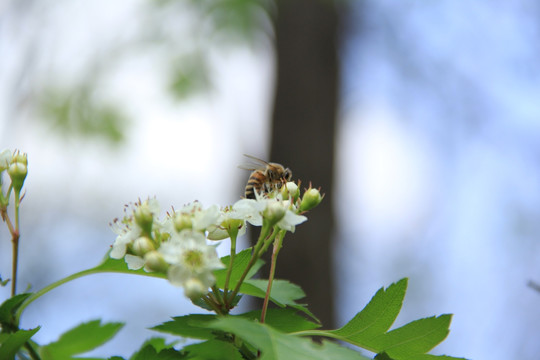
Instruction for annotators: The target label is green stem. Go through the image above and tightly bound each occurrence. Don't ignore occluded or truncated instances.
[227,223,273,307]
[223,232,237,299]
[258,226,279,258]
[260,230,285,323]
[202,294,223,315]
[11,189,21,296]
[24,341,41,360]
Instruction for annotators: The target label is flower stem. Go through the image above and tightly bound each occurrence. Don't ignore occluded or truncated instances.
[227,223,273,307]
[11,189,21,296]
[260,230,285,323]
[223,233,237,299]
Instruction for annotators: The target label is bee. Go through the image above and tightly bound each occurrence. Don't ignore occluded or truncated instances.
[240,154,293,199]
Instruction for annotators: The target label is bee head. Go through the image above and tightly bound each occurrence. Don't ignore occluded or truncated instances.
[283,168,292,181]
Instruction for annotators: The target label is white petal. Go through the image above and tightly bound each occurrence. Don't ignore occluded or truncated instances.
[125,254,145,270]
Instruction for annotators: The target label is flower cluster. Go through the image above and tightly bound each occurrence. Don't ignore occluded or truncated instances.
[109,182,323,298]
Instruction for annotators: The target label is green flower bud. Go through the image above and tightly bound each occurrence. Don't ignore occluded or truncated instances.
[8,162,27,192]
[173,213,193,232]
[131,236,155,256]
[144,250,169,273]
[299,187,323,212]
[263,201,287,227]
[134,203,154,234]
[12,152,27,166]
[183,277,207,299]
[281,181,300,201]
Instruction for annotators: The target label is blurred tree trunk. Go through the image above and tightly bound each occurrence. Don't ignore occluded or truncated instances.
[267,0,340,328]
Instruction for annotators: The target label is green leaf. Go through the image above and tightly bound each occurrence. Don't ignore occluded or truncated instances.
[40,320,123,359]
[371,315,452,358]
[240,279,316,320]
[0,327,40,359]
[238,308,320,333]
[184,339,243,360]
[130,337,179,360]
[317,278,466,360]
[131,343,187,360]
[329,278,407,343]
[0,293,33,330]
[151,314,218,340]
[243,279,305,306]
[0,329,39,358]
[208,317,368,360]
[151,309,319,343]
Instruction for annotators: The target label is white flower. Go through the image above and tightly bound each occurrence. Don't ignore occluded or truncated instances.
[165,202,221,233]
[207,207,247,240]
[109,198,161,260]
[231,199,265,226]
[110,217,141,259]
[277,208,307,232]
[158,229,224,295]
[231,195,307,232]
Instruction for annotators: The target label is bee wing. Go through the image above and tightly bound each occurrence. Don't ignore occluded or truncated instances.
[238,154,269,171]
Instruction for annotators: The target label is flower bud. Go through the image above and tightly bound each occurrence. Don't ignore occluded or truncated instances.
[131,236,155,256]
[299,187,323,212]
[8,162,27,192]
[134,203,154,234]
[144,250,169,273]
[12,152,28,166]
[280,181,299,200]
[263,201,287,227]
[173,213,193,232]
[183,277,207,299]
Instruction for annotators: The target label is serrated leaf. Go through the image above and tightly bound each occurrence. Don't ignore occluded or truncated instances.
[151,314,218,340]
[243,279,305,306]
[0,327,40,359]
[239,308,320,333]
[184,339,243,360]
[240,278,316,320]
[130,337,178,360]
[214,248,264,290]
[40,320,123,359]
[208,317,369,360]
[329,279,407,342]
[131,343,187,360]
[0,293,33,329]
[371,315,452,358]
